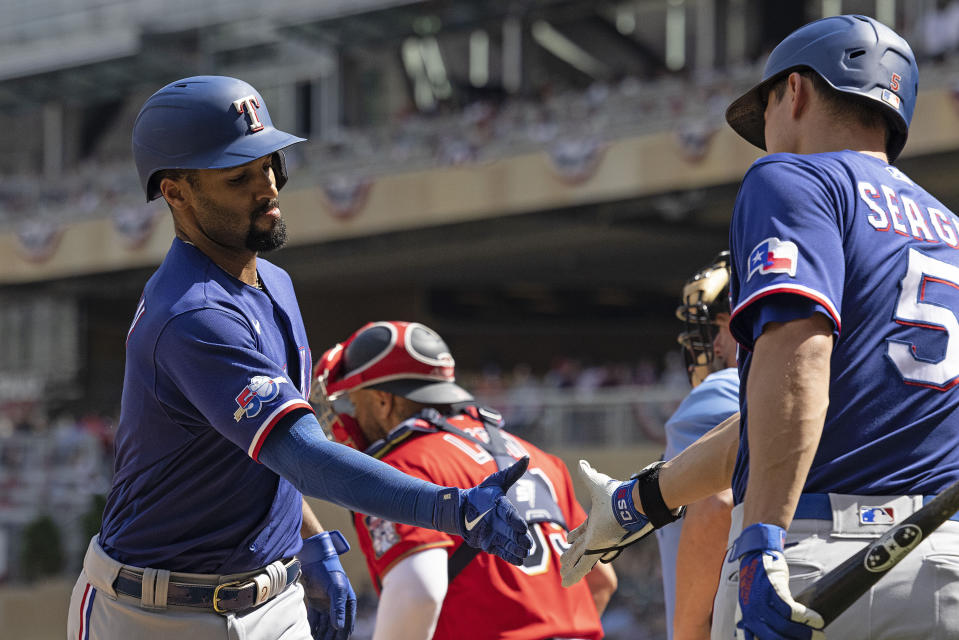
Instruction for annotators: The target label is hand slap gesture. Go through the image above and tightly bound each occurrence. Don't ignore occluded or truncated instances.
[434,456,534,564]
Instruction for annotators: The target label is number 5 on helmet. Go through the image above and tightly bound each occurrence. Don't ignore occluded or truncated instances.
[560,460,684,587]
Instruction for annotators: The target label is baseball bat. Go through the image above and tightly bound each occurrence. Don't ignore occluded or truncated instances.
[794,477,959,626]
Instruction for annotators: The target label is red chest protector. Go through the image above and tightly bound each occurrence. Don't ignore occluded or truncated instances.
[363,405,569,581]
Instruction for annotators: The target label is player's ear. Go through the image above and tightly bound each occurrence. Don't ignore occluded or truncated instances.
[788,71,809,118]
[160,177,190,211]
[371,390,393,421]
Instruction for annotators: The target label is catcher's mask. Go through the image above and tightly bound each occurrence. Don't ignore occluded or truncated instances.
[676,251,731,387]
[310,321,473,448]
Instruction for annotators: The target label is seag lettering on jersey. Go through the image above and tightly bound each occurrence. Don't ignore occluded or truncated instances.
[858,181,959,248]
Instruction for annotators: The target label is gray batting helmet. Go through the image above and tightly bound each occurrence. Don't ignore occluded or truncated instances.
[132,76,305,201]
[726,14,918,162]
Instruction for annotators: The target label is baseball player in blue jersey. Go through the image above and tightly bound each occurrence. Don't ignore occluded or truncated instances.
[561,15,959,640]
[656,253,739,640]
[66,76,532,640]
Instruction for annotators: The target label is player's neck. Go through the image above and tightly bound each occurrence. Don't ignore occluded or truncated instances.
[795,113,888,162]
[176,229,259,287]
[208,249,260,288]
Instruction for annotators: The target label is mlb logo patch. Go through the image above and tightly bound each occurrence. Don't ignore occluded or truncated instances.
[881,89,901,110]
[747,237,798,280]
[860,506,895,525]
[366,516,400,558]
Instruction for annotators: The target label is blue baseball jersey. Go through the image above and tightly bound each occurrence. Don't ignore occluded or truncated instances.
[656,367,739,640]
[729,150,959,503]
[99,238,315,574]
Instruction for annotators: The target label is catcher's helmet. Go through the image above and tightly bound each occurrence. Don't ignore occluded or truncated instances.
[676,251,731,387]
[132,76,305,201]
[726,14,918,162]
[314,321,474,406]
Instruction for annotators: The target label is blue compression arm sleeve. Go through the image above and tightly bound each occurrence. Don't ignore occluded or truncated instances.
[258,412,441,529]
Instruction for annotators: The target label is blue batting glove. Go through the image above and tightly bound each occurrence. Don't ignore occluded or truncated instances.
[299,531,356,640]
[434,456,534,565]
[733,523,824,640]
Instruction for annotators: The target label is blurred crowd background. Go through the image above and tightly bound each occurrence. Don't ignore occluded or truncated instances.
[4,0,959,637]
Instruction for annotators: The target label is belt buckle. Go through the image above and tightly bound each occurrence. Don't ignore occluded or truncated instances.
[212,579,247,613]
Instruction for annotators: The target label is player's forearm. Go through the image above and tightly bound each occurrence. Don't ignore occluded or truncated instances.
[300,497,325,538]
[656,412,740,510]
[672,489,733,640]
[260,414,442,530]
[741,315,833,530]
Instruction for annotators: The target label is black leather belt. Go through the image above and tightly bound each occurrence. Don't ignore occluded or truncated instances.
[113,558,301,613]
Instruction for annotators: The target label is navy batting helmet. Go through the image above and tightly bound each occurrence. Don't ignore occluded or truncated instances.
[132,76,305,201]
[726,14,918,162]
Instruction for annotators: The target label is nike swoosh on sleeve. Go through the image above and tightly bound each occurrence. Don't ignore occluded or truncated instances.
[464,508,493,531]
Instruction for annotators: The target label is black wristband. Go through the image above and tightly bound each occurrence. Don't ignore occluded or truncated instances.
[634,462,684,528]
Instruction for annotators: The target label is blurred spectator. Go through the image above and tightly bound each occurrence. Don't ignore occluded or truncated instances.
[10,404,41,434]
[576,364,610,393]
[660,351,690,391]
[920,0,959,61]
[501,363,543,436]
[634,357,659,386]
[605,363,635,388]
[0,406,113,581]
[544,357,581,389]
[473,362,506,397]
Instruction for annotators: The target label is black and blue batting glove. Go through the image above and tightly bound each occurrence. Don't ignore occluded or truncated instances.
[434,456,534,565]
[299,530,357,640]
[733,523,824,640]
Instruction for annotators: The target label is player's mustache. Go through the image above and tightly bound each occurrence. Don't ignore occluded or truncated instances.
[250,198,280,220]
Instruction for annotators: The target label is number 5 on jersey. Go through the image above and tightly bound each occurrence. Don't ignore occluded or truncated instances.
[888,248,959,389]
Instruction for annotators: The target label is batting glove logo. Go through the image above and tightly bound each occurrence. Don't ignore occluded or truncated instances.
[234,375,286,421]
[615,486,635,523]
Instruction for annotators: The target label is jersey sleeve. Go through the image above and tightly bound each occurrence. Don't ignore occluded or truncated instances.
[154,308,313,459]
[353,452,455,586]
[729,157,845,349]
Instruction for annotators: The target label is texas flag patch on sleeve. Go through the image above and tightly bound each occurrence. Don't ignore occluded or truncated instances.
[747,237,799,280]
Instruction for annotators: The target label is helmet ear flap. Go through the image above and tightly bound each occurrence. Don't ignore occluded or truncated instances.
[272,150,289,192]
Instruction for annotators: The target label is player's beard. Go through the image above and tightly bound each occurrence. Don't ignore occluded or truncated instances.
[246,199,287,252]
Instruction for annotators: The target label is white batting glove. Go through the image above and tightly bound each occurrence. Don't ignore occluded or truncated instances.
[560,460,653,587]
